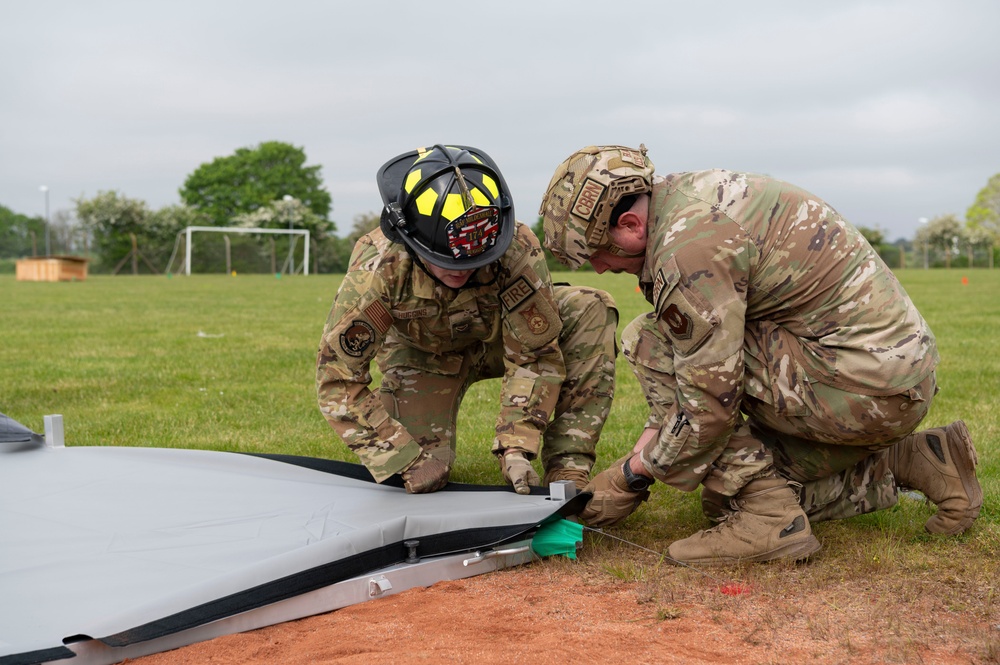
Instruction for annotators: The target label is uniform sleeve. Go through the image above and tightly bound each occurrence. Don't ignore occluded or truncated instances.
[492,226,567,458]
[316,239,421,482]
[639,217,751,490]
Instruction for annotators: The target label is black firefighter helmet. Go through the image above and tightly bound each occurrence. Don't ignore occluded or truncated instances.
[377,144,515,270]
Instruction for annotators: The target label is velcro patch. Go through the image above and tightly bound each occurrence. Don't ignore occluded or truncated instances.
[391,305,439,320]
[657,287,718,356]
[662,303,694,340]
[363,300,393,335]
[619,148,645,167]
[500,276,535,311]
[652,269,667,309]
[572,178,605,221]
[520,303,550,335]
[340,320,376,358]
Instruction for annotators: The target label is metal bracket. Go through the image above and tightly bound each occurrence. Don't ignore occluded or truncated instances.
[368,575,392,598]
[547,479,577,502]
[44,414,64,448]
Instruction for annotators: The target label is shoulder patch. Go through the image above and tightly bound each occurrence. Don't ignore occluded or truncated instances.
[500,276,536,311]
[340,320,376,358]
[662,303,694,340]
[520,303,551,335]
[363,300,393,335]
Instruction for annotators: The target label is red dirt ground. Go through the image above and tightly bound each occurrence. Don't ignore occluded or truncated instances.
[128,561,995,665]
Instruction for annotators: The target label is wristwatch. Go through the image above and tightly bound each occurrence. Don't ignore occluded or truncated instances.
[621,456,652,491]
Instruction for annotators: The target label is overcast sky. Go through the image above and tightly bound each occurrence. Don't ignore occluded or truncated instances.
[3,0,998,241]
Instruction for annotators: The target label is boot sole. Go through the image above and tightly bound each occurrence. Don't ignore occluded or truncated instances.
[669,535,822,566]
[926,420,983,536]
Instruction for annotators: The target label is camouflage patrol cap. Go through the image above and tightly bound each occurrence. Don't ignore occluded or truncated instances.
[539,144,654,269]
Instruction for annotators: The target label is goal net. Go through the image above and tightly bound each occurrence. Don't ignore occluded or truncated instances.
[166,226,311,276]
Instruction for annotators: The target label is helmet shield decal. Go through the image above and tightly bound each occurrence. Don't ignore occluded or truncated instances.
[446,205,501,260]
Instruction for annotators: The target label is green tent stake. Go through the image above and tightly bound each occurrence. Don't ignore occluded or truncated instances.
[530,518,583,560]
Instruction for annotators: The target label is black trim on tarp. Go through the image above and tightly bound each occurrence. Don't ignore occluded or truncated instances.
[246,453,557,495]
[0,645,77,665]
[97,490,586,649]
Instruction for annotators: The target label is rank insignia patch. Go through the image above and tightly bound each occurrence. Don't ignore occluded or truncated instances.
[662,303,694,340]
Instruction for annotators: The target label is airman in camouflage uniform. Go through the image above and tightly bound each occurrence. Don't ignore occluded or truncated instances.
[540,144,982,564]
[317,145,617,494]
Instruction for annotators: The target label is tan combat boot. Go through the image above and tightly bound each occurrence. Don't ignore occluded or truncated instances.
[668,478,821,565]
[889,420,982,535]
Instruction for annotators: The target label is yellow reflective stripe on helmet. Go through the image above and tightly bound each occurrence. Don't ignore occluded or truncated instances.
[404,169,422,193]
[441,193,466,221]
[481,174,499,199]
[415,189,438,216]
[471,187,489,206]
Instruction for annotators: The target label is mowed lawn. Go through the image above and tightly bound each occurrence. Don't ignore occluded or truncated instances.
[2,269,998,650]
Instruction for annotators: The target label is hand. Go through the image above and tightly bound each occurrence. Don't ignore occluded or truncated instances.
[579,456,651,527]
[401,452,450,494]
[500,450,541,495]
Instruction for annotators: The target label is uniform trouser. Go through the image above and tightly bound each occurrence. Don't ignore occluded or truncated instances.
[377,286,617,476]
[623,315,936,521]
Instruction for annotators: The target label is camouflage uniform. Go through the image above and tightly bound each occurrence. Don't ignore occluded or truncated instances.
[316,222,617,483]
[624,170,939,520]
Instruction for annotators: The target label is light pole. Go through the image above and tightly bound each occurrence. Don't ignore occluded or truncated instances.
[39,185,51,256]
[283,194,294,229]
[918,217,929,269]
[282,195,295,274]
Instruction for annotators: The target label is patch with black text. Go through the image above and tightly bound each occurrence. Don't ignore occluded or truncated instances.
[571,178,606,221]
[652,269,667,309]
[500,276,535,311]
[391,305,439,320]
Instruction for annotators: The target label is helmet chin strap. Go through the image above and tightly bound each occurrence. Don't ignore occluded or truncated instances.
[606,242,646,259]
[407,247,500,290]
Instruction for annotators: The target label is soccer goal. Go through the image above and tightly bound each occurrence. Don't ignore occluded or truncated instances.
[166,226,311,276]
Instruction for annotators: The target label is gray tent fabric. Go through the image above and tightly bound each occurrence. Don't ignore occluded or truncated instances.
[0,414,583,665]
[0,412,44,451]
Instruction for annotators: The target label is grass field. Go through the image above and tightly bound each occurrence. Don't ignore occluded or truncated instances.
[2,269,998,658]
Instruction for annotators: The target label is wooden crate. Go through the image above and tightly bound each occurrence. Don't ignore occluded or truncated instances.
[15,256,89,282]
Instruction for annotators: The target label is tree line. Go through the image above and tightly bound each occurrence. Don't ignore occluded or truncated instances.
[0,141,381,275]
[3,145,999,273]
